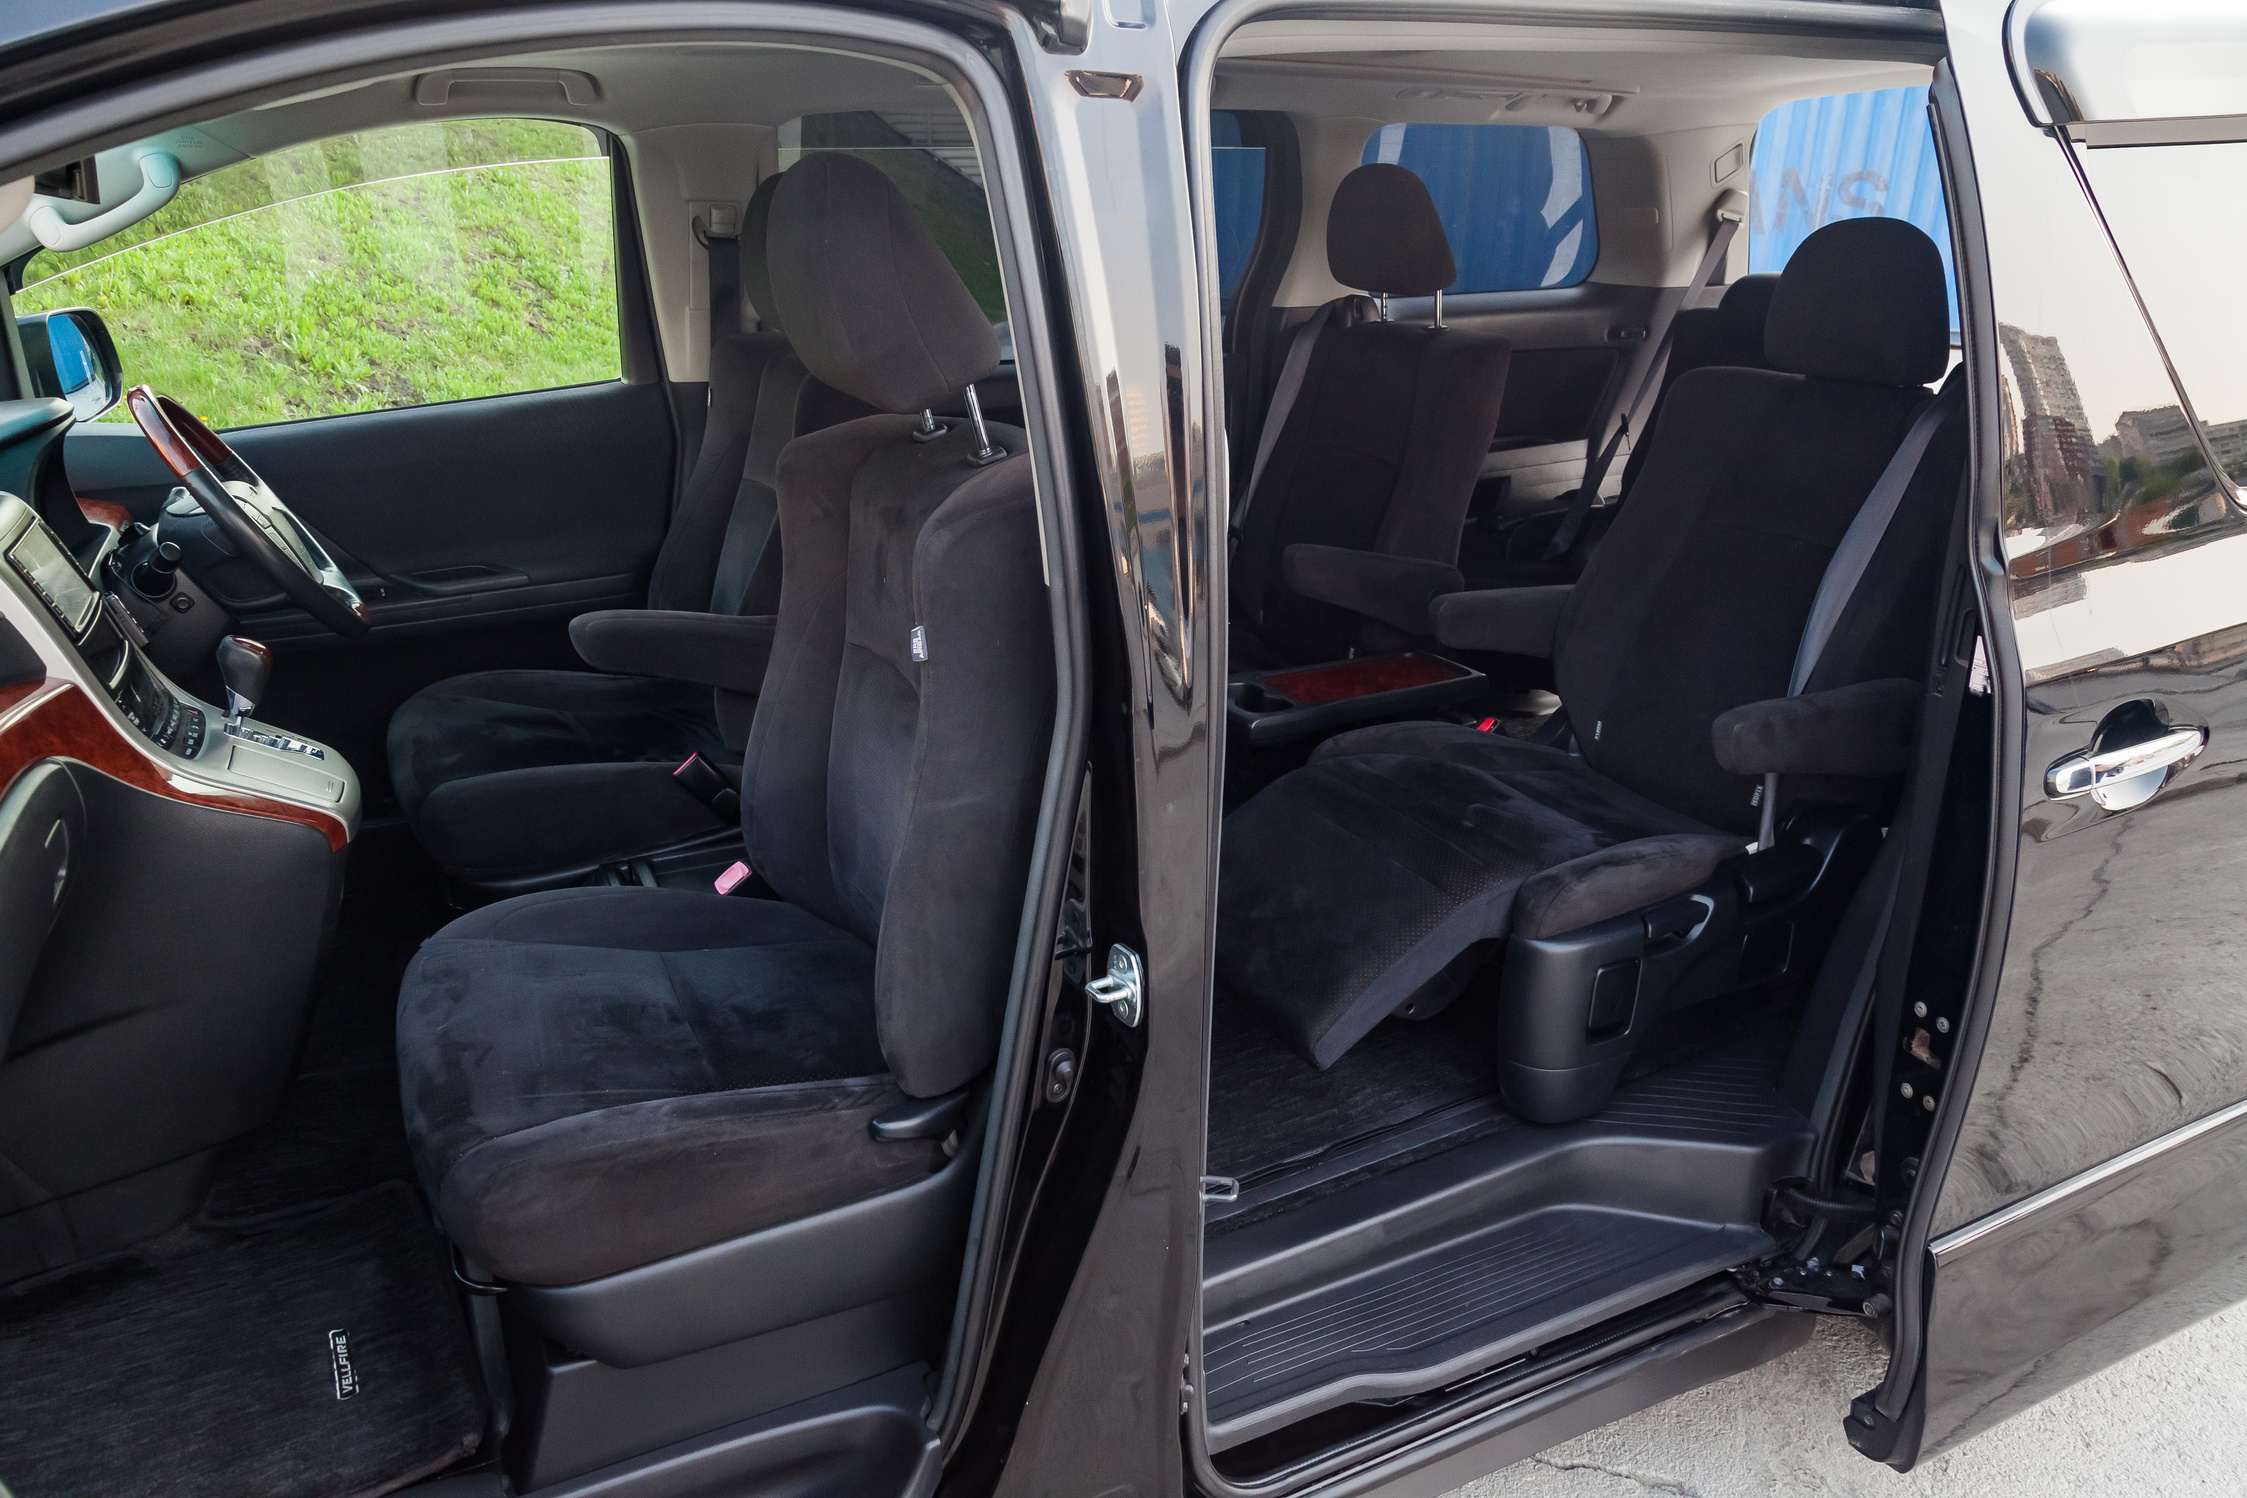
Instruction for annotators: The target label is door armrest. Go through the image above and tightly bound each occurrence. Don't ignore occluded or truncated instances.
[569,609,778,694]
[1430,585,1574,659]
[1281,545,1462,636]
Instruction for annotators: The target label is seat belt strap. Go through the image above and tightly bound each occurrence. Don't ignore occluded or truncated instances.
[705,218,741,347]
[1790,383,1955,695]
[1756,376,1954,847]
[1230,300,1337,554]
[1546,200,1744,561]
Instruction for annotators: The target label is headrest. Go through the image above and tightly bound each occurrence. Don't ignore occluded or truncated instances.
[1764,219,1948,386]
[739,171,786,334]
[1326,164,1456,297]
[1716,273,1780,346]
[767,152,1001,414]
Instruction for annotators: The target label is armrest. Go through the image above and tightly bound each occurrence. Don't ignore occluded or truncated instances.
[1430,585,1573,659]
[1281,545,1462,636]
[569,610,778,695]
[1712,678,1921,777]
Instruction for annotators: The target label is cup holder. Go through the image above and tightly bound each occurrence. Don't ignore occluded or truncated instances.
[1231,682,1295,714]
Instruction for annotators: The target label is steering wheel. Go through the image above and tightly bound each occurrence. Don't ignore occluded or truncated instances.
[124,385,371,637]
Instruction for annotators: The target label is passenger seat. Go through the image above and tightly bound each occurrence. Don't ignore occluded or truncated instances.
[1217,218,1961,1119]
[386,169,870,892]
[1229,164,1511,671]
[1462,273,1780,591]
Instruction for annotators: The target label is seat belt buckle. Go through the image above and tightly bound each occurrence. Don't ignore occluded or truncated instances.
[673,752,741,819]
[714,860,755,896]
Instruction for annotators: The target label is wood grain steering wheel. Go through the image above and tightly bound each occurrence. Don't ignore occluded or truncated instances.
[124,385,371,637]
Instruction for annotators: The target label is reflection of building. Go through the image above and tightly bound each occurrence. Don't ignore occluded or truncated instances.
[1999,325,2104,528]
[2115,406,2199,466]
[2115,404,2247,471]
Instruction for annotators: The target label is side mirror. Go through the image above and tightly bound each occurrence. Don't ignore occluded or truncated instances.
[18,307,122,422]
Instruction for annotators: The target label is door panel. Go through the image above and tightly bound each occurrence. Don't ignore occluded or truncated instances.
[66,378,674,805]
[1899,0,2247,1460]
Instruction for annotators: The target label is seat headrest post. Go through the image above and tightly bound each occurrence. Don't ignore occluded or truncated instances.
[769,152,1003,413]
[1377,292,1391,322]
[1327,163,1457,298]
[1763,218,1949,386]
[963,382,1009,467]
[912,409,950,443]
[1431,289,1444,330]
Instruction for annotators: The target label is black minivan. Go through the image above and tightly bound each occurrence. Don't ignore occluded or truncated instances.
[0,0,2242,1492]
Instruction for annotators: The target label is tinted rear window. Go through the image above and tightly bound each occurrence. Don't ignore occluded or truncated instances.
[1212,110,1267,304]
[1750,86,1956,331]
[1359,123,1598,293]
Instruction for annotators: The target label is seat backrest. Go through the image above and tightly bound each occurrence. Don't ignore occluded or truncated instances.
[1230,164,1511,665]
[1614,273,1780,500]
[646,170,872,616]
[741,151,1054,1099]
[1552,217,1953,835]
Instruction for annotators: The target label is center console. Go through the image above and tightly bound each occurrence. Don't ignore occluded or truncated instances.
[0,493,359,838]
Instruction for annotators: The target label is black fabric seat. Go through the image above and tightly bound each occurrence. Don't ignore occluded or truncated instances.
[1461,274,1780,592]
[1229,164,1511,670]
[396,151,1052,1297]
[389,170,868,889]
[1218,218,1962,1113]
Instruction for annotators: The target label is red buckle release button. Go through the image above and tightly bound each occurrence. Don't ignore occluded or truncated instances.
[714,860,753,895]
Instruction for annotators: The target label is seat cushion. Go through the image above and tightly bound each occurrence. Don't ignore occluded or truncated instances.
[388,668,736,880]
[1217,722,1738,1068]
[397,887,944,1285]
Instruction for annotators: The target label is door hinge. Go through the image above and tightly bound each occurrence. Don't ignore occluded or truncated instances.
[1084,943,1144,1027]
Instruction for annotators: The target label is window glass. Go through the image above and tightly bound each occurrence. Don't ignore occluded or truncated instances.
[1750,86,1957,331]
[2075,141,2247,497]
[1358,123,1598,293]
[778,111,1006,323]
[15,120,619,427]
[1211,111,1267,305]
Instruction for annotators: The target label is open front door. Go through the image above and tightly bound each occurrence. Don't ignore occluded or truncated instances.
[1861,1,2247,1465]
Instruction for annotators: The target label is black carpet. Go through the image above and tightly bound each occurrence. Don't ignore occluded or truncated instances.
[0,1182,485,1498]
[1207,979,1504,1185]
[201,877,446,1224]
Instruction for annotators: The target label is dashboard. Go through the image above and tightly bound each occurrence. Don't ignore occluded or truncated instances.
[0,477,359,851]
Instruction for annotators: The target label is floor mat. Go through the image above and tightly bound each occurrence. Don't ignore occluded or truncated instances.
[1206,979,1502,1183]
[200,880,448,1223]
[0,1182,485,1498]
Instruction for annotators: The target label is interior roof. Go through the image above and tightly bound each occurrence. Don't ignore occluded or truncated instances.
[173,42,950,173]
[1214,23,1940,135]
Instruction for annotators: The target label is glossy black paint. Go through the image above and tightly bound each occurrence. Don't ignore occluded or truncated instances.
[1884,0,2247,1464]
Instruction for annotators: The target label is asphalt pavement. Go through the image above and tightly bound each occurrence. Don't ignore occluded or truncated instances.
[1448,1301,2247,1496]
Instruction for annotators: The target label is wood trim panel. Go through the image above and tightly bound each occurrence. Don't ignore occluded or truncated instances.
[0,677,348,849]
[76,496,131,531]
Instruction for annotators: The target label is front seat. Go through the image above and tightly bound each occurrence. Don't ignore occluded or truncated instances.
[1216,217,1961,1119]
[1228,163,1512,671]
[386,169,866,893]
[394,152,1051,1360]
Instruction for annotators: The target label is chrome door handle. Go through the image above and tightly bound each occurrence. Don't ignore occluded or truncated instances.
[2046,725,2207,808]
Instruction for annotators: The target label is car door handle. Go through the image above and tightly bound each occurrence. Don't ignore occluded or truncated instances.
[2046,725,2207,807]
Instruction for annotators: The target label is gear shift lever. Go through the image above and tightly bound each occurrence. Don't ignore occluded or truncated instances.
[216,635,271,729]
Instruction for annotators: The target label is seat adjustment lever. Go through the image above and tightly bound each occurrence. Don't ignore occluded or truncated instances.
[870,1088,971,1142]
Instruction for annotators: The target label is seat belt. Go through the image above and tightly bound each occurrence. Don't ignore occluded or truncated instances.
[1228,299,1338,556]
[1757,375,1956,847]
[702,213,742,349]
[1546,194,1746,561]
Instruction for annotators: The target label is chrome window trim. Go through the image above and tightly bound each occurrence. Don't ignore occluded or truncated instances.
[1931,1095,2247,1264]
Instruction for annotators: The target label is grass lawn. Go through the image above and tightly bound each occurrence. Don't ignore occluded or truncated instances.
[16,120,621,428]
[16,117,1013,431]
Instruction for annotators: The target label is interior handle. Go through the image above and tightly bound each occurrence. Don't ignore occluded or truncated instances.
[2046,725,2206,809]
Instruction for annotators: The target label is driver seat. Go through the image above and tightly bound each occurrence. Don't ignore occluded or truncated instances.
[385,170,866,892]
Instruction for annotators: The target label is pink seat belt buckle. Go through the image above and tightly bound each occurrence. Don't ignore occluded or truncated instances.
[714,860,753,895]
